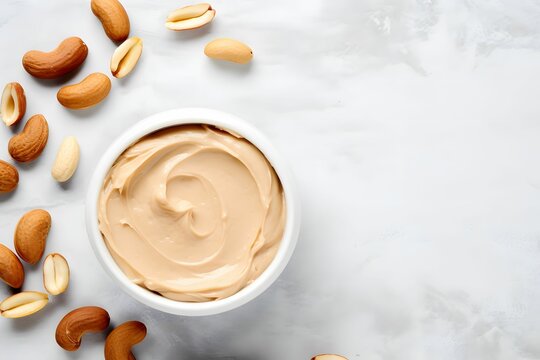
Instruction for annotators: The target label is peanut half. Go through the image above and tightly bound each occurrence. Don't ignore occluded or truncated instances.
[0,243,25,288]
[166,3,216,31]
[91,0,130,42]
[43,253,70,295]
[0,291,48,318]
[51,136,80,182]
[105,321,147,360]
[1,82,26,126]
[204,38,253,64]
[110,37,143,79]
[8,114,49,163]
[22,37,88,79]
[0,160,19,193]
[56,306,111,351]
[14,209,51,264]
[57,73,111,110]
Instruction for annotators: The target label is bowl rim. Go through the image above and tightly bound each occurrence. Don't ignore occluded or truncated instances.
[85,107,301,316]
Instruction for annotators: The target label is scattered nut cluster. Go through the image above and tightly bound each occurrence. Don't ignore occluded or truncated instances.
[0,209,70,319]
[165,3,253,64]
[0,2,344,359]
[0,1,254,194]
[0,0,140,193]
[0,210,149,358]
[55,306,146,359]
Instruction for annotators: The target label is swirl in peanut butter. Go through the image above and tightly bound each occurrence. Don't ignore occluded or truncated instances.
[98,125,286,302]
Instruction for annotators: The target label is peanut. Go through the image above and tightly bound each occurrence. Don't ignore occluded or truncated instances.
[43,253,70,295]
[204,38,253,64]
[110,37,143,79]
[166,3,215,31]
[51,136,80,182]
[0,291,48,318]
[57,73,111,110]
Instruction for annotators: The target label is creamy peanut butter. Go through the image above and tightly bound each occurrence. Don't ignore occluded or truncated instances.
[98,124,286,302]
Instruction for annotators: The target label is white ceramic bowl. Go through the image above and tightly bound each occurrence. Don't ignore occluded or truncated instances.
[86,108,300,316]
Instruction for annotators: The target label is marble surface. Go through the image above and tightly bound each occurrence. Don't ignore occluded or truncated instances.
[2,0,540,358]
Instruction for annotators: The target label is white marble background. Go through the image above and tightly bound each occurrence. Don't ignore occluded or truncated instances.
[2,0,540,358]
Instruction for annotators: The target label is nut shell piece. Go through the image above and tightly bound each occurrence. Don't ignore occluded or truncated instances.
[1,82,26,126]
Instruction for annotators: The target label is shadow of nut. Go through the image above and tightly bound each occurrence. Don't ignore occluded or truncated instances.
[56,306,111,351]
